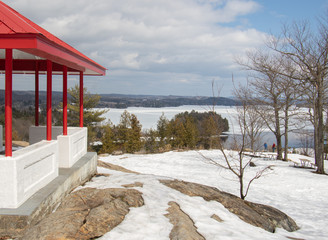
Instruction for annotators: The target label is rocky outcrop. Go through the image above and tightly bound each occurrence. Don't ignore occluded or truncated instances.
[98,160,140,174]
[20,187,144,240]
[165,201,205,240]
[17,166,299,239]
[160,179,299,233]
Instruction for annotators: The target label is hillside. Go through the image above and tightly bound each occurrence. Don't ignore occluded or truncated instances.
[0,90,238,109]
[98,94,238,108]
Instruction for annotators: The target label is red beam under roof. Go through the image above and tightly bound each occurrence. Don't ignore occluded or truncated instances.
[0,1,106,76]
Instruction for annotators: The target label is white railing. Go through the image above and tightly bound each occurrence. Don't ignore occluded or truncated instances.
[58,127,88,168]
[29,126,88,168]
[0,126,88,208]
[0,140,58,208]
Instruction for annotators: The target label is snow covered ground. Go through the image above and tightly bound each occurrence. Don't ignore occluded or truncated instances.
[82,150,328,240]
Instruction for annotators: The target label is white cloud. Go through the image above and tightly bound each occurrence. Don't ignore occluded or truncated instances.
[3,0,267,96]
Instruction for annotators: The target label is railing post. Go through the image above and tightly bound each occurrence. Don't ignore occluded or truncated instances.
[79,71,83,127]
[63,66,68,135]
[35,62,39,126]
[5,49,12,157]
[47,60,52,141]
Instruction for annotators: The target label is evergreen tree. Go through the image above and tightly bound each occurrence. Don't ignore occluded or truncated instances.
[143,129,158,153]
[99,123,115,154]
[59,85,107,145]
[202,113,220,149]
[126,114,142,153]
[116,110,142,153]
[184,116,198,148]
[169,111,226,149]
[66,85,107,127]
[169,118,186,148]
[116,110,131,149]
[157,113,169,146]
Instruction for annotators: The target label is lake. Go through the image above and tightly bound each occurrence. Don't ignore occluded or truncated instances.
[102,105,313,148]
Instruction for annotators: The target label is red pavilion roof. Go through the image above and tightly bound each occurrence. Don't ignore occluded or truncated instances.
[0,1,106,75]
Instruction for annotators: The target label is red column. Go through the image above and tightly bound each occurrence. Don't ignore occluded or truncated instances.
[35,62,39,126]
[63,66,68,135]
[79,71,83,127]
[47,60,52,141]
[5,49,13,157]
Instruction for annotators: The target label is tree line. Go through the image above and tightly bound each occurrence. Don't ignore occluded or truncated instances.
[100,110,229,154]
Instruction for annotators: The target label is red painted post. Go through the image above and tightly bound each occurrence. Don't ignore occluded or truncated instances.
[63,66,68,135]
[46,60,52,141]
[35,62,39,126]
[5,49,12,157]
[79,71,83,127]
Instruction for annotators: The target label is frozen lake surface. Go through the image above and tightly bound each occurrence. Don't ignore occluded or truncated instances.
[102,105,313,148]
[103,105,240,132]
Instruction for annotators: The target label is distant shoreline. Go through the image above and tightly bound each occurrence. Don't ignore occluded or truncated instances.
[97,94,239,109]
[0,90,239,110]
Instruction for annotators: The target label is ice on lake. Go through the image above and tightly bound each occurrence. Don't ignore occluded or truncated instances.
[101,105,313,148]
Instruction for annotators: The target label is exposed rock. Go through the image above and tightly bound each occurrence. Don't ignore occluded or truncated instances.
[122,182,144,188]
[249,161,256,167]
[286,237,305,240]
[165,201,205,240]
[211,214,224,223]
[94,173,110,178]
[12,140,29,147]
[98,153,110,157]
[245,201,299,233]
[160,179,299,233]
[20,187,144,240]
[112,150,123,155]
[98,160,140,174]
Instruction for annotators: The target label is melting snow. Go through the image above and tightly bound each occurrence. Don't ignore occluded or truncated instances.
[82,150,328,240]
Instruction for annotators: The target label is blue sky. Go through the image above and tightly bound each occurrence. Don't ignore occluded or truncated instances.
[1,0,328,97]
[248,0,328,33]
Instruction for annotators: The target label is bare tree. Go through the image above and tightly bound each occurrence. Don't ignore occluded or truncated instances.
[236,50,286,160]
[278,58,303,161]
[200,101,271,200]
[270,20,328,173]
[200,81,271,200]
[297,129,314,156]
[233,80,266,151]
[237,46,305,162]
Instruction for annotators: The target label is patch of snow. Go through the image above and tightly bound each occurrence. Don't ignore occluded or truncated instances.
[82,150,328,240]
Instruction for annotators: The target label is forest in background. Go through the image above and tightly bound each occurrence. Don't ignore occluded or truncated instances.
[0,90,238,110]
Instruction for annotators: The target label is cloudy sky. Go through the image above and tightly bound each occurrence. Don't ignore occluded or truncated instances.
[2,0,328,97]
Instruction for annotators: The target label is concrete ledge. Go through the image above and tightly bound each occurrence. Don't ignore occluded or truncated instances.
[0,152,97,239]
